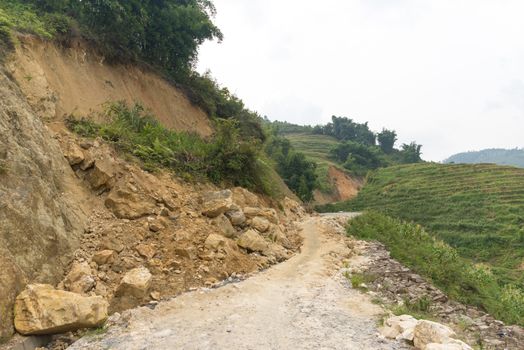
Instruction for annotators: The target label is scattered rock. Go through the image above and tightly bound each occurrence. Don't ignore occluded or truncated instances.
[62,262,95,294]
[381,314,418,341]
[105,189,157,219]
[148,222,164,232]
[175,247,196,260]
[250,216,270,233]
[225,207,246,227]
[205,234,228,251]
[63,142,85,166]
[92,250,117,266]
[212,214,237,238]
[14,284,108,335]
[85,159,115,191]
[135,244,156,260]
[237,230,268,253]
[115,267,152,299]
[414,320,456,349]
[201,190,233,218]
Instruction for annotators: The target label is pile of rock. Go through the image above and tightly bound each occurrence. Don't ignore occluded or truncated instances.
[382,315,472,350]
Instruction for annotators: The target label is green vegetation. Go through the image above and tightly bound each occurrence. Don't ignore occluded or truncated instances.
[67,102,269,191]
[346,212,524,326]
[322,163,524,286]
[445,148,524,168]
[392,296,435,321]
[264,133,318,202]
[279,132,341,194]
[268,116,424,185]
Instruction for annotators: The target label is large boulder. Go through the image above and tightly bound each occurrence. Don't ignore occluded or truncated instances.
[212,214,237,238]
[14,284,108,335]
[237,230,269,253]
[243,207,279,224]
[105,189,157,219]
[250,216,271,233]
[414,320,457,350]
[85,159,115,191]
[61,261,95,294]
[225,207,246,227]
[425,342,472,350]
[231,187,260,208]
[201,190,233,218]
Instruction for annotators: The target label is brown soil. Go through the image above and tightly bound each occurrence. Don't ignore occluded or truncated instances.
[314,166,363,205]
[6,35,212,136]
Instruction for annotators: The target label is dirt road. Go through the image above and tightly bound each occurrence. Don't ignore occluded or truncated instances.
[70,214,409,350]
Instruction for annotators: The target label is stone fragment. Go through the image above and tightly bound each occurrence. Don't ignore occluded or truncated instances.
[135,244,156,260]
[225,208,246,227]
[414,320,456,350]
[62,262,95,294]
[92,250,117,266]
[205,234,228,251]
[14,284,108,335]
[381,315,418,341]
[85,159,115,190]
[201,190,233,218]
[250,216,270,233]
[212,214,237,238]
[115,267,152,299]
[105,189,157,219]
[237,230,268,253]
[175,246,197,260]
[63,142,85,166]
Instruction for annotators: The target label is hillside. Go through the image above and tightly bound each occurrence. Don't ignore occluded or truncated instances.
[445,148,524,168]
[320,163,524,288]
[282,133,363,203]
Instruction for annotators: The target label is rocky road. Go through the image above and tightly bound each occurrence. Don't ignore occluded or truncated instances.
[70,214,409,350]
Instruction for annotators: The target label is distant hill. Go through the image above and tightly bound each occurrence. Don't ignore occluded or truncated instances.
[444,148,524,168]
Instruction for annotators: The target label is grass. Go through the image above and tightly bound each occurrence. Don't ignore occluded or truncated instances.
[392,296,435,320]
[345,212,524,326]
[282,132,350,194]
[66,101,273,194]
[320,163,524,288]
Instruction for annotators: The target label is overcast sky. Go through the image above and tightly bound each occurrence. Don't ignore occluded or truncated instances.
[197,0,524,161]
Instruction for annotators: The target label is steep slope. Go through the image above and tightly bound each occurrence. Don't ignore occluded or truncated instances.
[321,163,524,287]
[6,36,212,136]
[0,67,87,341]
[445,148,524,168]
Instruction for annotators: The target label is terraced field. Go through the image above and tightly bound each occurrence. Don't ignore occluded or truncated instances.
[321,163,524,287]
[282,133,344,193]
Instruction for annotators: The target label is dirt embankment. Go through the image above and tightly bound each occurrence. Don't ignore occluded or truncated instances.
[6,35,212,136]
[314,166,363,205]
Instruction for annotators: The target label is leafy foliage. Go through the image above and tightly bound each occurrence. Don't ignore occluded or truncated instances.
[67,102,267,191]
[329,141,386,177]
[377,129,397,154]
[313,116,376,146]
[347,212,524,326]
[265,131,318,202]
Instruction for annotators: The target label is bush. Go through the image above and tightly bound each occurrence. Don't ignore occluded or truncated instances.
[346,212,524,326]
[66,102,269,192]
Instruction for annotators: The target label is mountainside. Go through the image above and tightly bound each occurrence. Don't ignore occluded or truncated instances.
[320,163,524,324]
[283,133,363,204]
[445,148,524,168]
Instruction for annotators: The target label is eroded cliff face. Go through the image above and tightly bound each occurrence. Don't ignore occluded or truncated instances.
[0,68,87,340]
[313,166,363,205]
[6,36,213,136]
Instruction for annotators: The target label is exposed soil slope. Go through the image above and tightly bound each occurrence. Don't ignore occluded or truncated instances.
[70,214,409,350]
[6,36,212,136]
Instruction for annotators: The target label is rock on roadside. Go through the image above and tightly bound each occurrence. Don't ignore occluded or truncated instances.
[14,284,108,335]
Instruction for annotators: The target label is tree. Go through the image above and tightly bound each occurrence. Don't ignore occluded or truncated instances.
[400,142,423,163]
[377,129,397,154]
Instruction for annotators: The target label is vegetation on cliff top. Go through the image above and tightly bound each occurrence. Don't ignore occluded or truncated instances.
[347,212,524,326]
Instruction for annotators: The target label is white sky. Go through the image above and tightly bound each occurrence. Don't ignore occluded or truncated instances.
[197,0,524,161]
